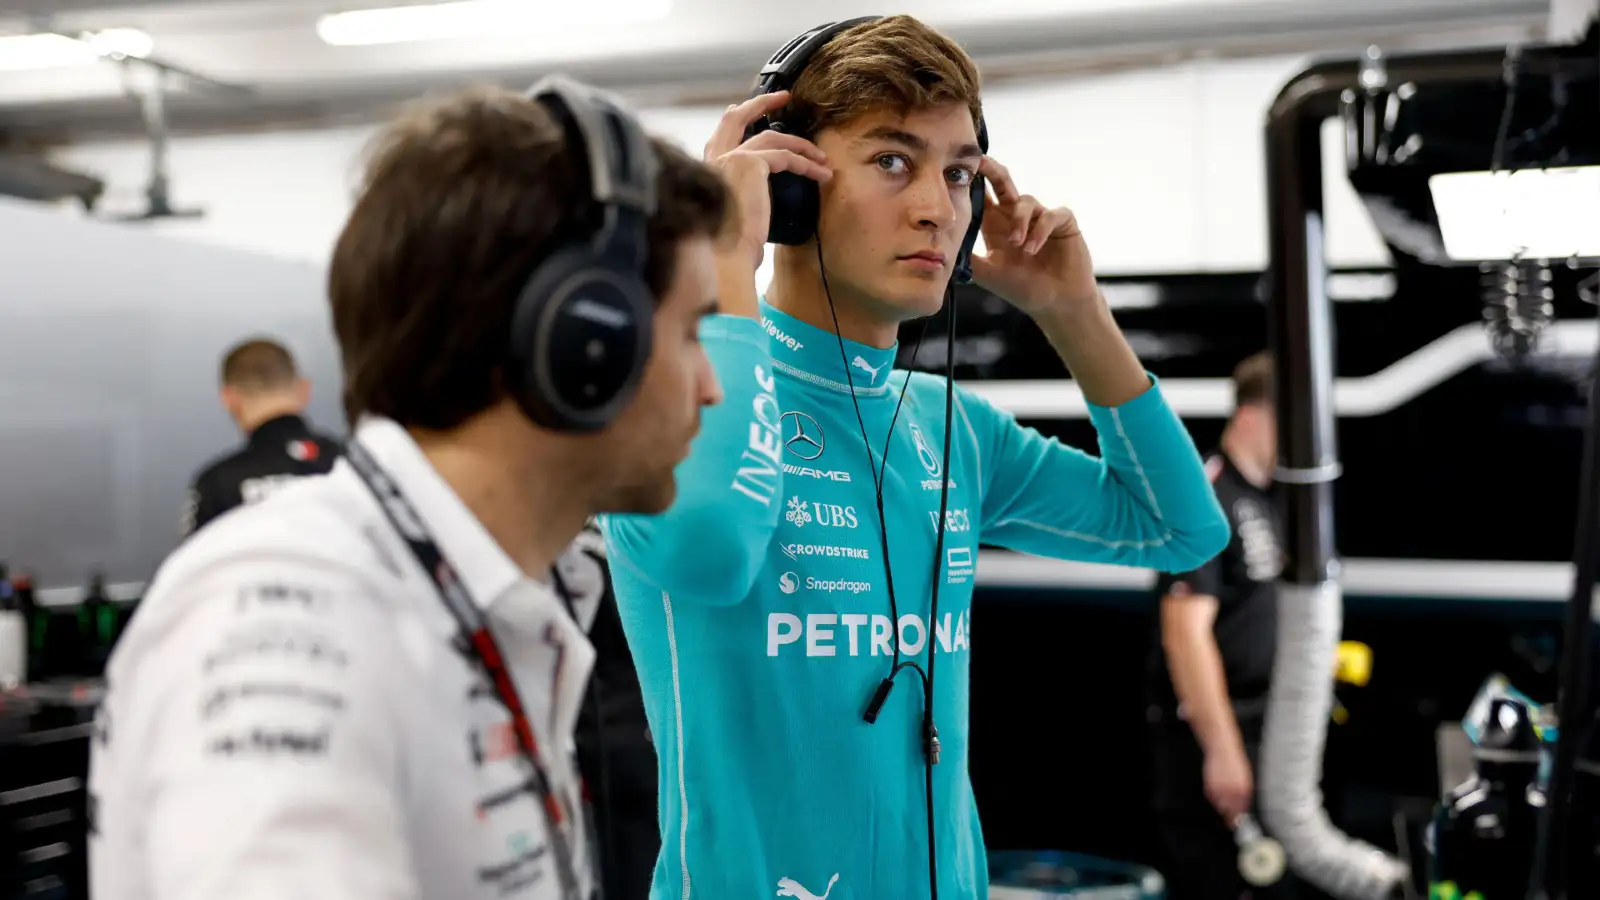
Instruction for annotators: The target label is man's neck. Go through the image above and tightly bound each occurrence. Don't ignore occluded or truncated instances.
[238,398,303,435]
[1220,425,1272,489]
[768,248,900,350]
[409,411,592,580]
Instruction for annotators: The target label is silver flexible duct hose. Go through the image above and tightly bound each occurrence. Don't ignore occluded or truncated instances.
[1258,580,1409,899]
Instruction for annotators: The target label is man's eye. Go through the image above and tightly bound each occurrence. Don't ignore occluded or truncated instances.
[876,154,910,175]
[947,167,974,187]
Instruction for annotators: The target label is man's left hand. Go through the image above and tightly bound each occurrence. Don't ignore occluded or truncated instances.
[967,157,1100,318]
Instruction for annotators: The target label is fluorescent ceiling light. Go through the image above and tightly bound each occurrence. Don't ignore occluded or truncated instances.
[318,0,672,47]
[0,28,152,72]
[1430,166,1600,262]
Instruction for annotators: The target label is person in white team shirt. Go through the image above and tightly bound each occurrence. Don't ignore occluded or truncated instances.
[87,79,729,900]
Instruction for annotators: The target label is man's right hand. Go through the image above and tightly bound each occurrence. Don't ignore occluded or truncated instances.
[1204,745,1254,826]
[702,90,832,272]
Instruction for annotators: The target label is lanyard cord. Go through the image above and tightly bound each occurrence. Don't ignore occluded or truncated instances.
[344,439,584,900]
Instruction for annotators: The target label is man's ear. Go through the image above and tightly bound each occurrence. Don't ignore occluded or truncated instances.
[219,385,241,417]
[292,377,312,407]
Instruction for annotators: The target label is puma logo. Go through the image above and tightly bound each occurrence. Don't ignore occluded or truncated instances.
[850,356,882,380]
[776,873,839,900]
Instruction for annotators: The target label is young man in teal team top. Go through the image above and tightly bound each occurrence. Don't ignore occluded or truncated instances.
[601,15,1232,900]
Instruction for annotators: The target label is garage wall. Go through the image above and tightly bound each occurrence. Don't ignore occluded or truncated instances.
[50,53,1391,279]
[0,196,340,589]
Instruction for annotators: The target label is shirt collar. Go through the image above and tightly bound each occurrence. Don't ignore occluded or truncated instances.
[247,413,306,447]
[350,416,526,611]
[758,299,899,397]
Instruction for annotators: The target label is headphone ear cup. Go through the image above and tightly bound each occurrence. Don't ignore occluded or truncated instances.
[508,247,654,432]
[767,171,819,245]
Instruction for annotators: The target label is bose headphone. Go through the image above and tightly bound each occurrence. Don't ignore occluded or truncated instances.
[508,75,661,433]
[742,15,990,284]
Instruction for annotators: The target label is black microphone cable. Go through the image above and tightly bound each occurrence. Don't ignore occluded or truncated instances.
[813,239,960,900]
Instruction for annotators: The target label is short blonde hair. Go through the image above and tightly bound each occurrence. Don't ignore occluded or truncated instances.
[786,15,983,135]
[1232,351,1275,409]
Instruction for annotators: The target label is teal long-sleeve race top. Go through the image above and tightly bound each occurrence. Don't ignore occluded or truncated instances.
[600,301,1230,900]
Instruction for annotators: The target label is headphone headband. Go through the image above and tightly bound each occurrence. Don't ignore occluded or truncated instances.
[527,74,659,268]
[754,16,881,95]
[509,75,658,433]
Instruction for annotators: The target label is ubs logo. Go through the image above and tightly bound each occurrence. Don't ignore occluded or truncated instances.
[781,412,825,461]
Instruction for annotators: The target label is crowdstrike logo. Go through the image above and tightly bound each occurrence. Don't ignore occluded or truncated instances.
[767,610,972,657]
[781,542,870,561]
[761,316,804,352]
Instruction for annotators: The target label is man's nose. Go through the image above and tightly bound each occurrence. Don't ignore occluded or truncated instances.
[700,360,724,408]
[910,173,957,233]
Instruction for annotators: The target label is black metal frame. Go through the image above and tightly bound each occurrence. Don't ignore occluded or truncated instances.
[1265,40,1595,900]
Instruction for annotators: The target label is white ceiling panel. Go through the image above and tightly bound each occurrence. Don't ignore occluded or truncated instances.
[0,0,1552,140]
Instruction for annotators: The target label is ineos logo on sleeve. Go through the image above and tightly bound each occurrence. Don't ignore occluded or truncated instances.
[781,412,825,461]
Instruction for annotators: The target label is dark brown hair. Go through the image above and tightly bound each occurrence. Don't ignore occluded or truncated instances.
[1232,351,1275,409]
[786,15,983,134]
[221,338,298,391]
[329,84,731,431]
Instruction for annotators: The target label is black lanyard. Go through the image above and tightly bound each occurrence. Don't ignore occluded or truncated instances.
[344,438,584,900]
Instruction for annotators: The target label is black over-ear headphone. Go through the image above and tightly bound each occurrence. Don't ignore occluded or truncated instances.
[742,16,990,284]
[508,75,661,433]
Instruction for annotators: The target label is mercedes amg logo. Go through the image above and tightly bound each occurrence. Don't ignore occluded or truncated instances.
[780,411,825,461]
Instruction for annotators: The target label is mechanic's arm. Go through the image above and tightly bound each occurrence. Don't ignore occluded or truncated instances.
[962,379,1230,573]
[1160,575,1244,761]
[601,316,784,603]
[94,558,419,900]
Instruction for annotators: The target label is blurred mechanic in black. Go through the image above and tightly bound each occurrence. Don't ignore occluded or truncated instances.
[554,519,658,900]
[1145,351,1293,900]
[181,337,341,537]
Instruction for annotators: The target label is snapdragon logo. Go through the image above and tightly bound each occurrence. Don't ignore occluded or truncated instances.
[775,572,871,595]
[761,316,804,352]
[731,365,782,506]
[767,610,973,657]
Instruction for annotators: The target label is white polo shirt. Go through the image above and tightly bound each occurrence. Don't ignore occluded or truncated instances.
[88,416,597,900]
